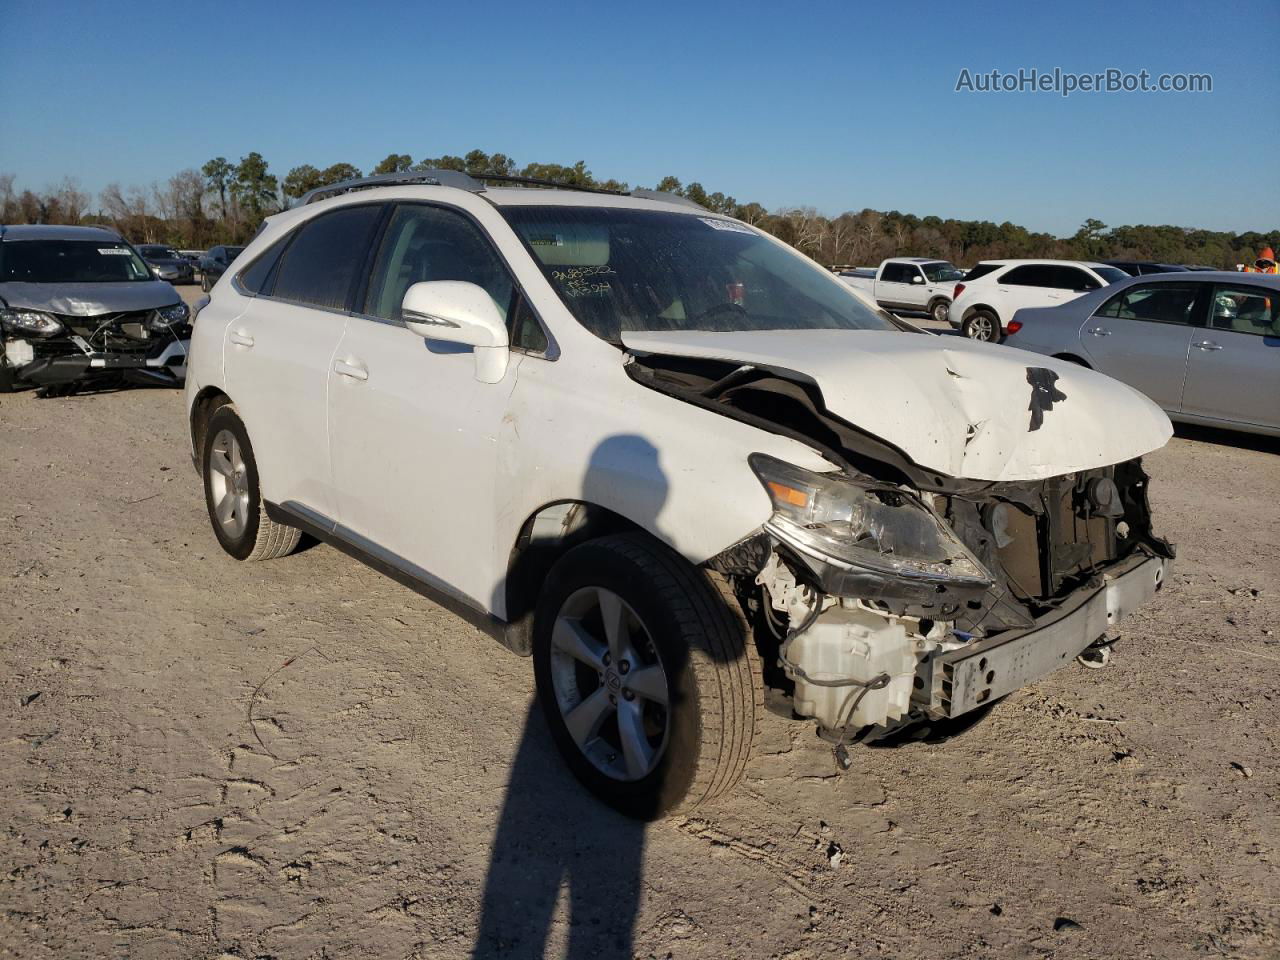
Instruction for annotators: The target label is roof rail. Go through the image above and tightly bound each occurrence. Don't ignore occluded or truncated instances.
[300,170,483,205]
[300,170,711,212]
[628,189,705,210]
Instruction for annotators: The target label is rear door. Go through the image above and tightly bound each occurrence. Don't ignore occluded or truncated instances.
[1180,282,1280,429]
[1080,280,1207,411]
[223,202,384,520]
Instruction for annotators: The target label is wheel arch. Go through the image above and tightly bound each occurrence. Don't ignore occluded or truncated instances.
[1053,352,1092,368]
[502,499,668,656]
[189,386,232,475]
[961,303,999,323]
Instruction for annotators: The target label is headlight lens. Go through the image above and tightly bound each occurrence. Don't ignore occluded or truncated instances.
[0,308,65,337]
[749,453,993,587]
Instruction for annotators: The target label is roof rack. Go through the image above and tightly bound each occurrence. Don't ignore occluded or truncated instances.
[300,170,483,205]
[300,169,702,210]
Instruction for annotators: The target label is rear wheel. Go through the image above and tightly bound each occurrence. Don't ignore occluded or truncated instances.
[930,299,950,324]
[202,404,300,561]
[963,310,1001,342]
[532,533,761,820]
[200,273,211,292]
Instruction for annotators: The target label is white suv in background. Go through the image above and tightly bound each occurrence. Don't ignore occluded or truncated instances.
[948,259,1129,342]
[184,172,1174,819]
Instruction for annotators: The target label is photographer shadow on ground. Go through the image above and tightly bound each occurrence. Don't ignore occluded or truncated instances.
[472,434,669,959]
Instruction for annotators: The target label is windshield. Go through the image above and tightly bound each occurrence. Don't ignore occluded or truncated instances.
[1093,266,1130,285]
[140,245,181,259]
[501,207,897,341]
[0,240,154,283]
[921,261,965,282]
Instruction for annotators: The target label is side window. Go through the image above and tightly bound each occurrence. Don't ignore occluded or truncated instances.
[236,236,288,295]
[272,204,383,310]
[908,266,925,283]
[363,204,514,327]
[962,262,1001,283]
[1211,284,1280,336]
[1054,267,1099,291]
[1095,283,1203,325]
[1001,265,1055,287]
[881,263,907,283]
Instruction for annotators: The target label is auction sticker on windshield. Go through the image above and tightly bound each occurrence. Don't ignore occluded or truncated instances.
[698,217,755,235]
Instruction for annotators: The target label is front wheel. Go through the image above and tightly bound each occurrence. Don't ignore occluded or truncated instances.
[532,533,761,820]
[963,310,1002,342]
[201,403,301,561]
[200,273,211,292]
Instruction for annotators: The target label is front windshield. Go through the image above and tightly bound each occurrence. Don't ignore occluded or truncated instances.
[921,261,965,282]
[0,240,154,283]
[501,206,897,341]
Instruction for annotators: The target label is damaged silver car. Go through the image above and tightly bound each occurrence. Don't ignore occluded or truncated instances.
[185,172,1174,818]
[0,225,190,395]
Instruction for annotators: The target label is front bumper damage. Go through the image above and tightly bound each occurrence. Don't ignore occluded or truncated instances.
[922,552,1167,718]
[3,331,189,390]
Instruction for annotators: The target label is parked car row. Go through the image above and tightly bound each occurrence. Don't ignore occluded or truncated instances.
[179,171,1176,818]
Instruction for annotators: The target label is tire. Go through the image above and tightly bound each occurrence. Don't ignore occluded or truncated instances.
[930,299,950,324]
[532,533,761,820]
[200,274,211,293]
[962,310,1002,343]
[201,403,300,561]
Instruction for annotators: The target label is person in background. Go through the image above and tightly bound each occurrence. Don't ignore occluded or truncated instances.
[1245,246,1278,273]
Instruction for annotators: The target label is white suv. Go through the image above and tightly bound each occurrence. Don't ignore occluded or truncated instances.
[949,259,1129,342]
[185,172,1174,818]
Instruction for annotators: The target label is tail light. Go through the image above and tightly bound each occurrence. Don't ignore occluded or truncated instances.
[953,283,965,300]
[1006,320,1023,335]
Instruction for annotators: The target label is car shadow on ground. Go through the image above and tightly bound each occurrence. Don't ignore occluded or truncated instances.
[470,703,645,959]
[1173,422,1280,454]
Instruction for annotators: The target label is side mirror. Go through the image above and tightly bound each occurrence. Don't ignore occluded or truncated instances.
[401,280,510,384]
[911,274,924,284]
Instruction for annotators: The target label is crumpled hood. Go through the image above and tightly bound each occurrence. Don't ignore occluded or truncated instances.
[0,281,180,315]
[622,328,1172,482]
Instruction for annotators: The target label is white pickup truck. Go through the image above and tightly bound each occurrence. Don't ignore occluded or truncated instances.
[841,257,966,324]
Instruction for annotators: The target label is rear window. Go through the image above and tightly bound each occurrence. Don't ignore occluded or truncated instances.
[1092,266,1129,285]
[270,205,383,310]
[962,262,1002,283]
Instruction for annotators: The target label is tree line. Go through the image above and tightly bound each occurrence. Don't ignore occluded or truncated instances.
[2,150,1275,269]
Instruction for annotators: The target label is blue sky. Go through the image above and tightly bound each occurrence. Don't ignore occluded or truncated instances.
[2,0,1277,236]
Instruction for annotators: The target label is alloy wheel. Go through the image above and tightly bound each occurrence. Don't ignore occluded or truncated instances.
[966,314,996,341]
[549,586,670,781]
[207,428,250,540]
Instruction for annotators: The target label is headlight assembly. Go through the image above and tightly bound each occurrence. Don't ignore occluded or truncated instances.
[749,453,993,589]
[0,308,65,337]
[149,302,190,331]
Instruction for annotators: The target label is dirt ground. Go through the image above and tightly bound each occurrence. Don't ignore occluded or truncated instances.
[2,299,1278,959]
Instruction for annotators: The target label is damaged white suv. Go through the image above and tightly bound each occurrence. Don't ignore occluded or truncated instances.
[185,172,1175,818]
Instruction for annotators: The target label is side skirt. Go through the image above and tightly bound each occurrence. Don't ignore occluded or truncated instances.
[264,500,518,651]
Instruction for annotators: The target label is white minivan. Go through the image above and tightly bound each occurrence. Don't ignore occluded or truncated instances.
[185,172,1174,818]
[948,259,1129,342]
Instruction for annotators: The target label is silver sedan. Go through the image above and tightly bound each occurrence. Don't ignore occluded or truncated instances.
[1003,271,1280,437]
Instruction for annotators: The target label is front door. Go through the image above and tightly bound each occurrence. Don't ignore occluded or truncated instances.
[327,202,523,610]
[1180,282,1280,429]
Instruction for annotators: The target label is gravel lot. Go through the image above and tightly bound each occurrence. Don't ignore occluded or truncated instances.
[2,294,1277,959]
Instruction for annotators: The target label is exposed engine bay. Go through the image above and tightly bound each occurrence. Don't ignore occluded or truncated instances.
[627,350,1175,745]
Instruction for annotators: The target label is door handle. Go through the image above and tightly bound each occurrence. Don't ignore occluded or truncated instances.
[333,359,369,381]
[1193,340,1222,351]
[1088,327,1111,336]
[229,331,255,347]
